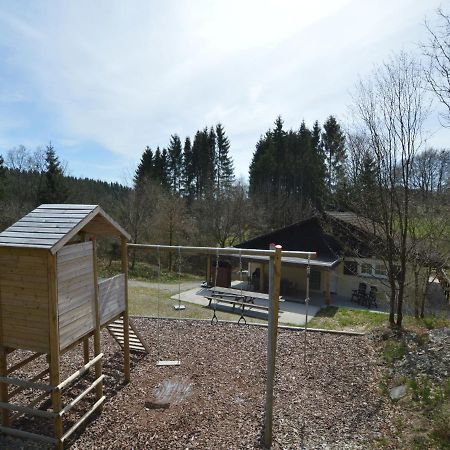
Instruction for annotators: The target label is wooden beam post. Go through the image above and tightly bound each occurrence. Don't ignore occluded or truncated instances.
[91,240,104,409]
[264,243,282,449]
[47,253,63,449]
[0,347,9,427]
[206,255,211,285]
[80,232,91,366]
[121,237,130,383]
[324,270,331,305]
[259,263,265,292]
[83,338,90,365]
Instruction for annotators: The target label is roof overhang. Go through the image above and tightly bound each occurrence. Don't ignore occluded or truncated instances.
[227,253,340,269]
[0,204,131,254]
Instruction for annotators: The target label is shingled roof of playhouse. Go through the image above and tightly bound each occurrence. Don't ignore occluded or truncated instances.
[0,204,131,253]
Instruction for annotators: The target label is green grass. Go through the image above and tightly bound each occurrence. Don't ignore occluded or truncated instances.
[306,306,450,332]
[382,340,408,363]
[307,306,388,331]
[403,315,450,330]
[128,285,265,324]
[376,329,450,449]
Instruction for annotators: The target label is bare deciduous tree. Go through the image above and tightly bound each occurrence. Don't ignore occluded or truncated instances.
[423,8,450,126]
[351,52,429,328]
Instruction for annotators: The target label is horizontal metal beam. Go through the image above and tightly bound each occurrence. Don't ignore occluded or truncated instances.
[127,244,316,259]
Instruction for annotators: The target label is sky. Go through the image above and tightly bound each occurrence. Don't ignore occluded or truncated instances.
[0,0,448,184]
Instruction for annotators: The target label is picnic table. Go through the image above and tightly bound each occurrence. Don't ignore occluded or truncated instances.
[206,295,270,313]
[210,287,285,303]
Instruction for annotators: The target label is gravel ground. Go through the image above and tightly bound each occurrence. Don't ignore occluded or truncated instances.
[0,319,398,449]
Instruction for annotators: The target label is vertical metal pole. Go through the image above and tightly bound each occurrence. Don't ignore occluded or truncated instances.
[264,244,282,448]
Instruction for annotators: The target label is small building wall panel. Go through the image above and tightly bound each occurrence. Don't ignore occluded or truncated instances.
[57,242,95,351]
[0,248,50,353]
[99,274,125,325]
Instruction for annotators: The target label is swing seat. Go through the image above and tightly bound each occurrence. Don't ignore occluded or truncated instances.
[157,360,181,367]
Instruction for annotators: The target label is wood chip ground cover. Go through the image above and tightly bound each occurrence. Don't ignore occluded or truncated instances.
[1,319,398,449]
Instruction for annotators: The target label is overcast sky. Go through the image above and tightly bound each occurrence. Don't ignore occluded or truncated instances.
[0,0,447,183]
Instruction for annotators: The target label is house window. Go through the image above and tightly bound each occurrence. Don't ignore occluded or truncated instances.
[310,270,321,290]
[343,261,358,276]
[374,263,387,277]
[361,263,373,276]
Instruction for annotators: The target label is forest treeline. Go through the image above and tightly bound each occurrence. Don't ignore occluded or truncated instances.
[0,116,448,248]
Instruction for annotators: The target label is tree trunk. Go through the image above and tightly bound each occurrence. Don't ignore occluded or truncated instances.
[389,284,396,327]
[414,270,420,319]
[420,268,431,318]
[396,280,405,328]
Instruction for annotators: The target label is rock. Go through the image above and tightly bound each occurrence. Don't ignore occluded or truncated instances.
[389,385,407,400]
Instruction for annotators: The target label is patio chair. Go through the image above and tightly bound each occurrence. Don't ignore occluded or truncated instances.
[351,282,367,304]
[367,285,378,308]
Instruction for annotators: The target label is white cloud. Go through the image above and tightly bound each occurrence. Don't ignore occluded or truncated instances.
[0,0,447,180]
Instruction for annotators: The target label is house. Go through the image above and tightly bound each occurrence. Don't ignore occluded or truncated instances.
[236,212,392,305]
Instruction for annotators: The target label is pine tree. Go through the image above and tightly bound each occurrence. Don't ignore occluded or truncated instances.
[167,134,183,194]
[215,123,234,194]
[322,116,347,205]
[134,146,154,188]
[0,154,5,201]
[311,121,326,208]
[38,142,68,204]
[153,147,169,187]
[182,137,194,199]
[191,128,215,199]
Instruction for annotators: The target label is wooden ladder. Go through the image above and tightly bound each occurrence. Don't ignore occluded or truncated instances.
[106,318,150,353]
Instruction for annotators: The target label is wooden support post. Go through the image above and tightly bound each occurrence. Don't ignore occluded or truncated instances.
[324,270,331,305]
[81,232,91,366]
[0,347,10,427]
[206,255,211,285]
[259,263,265,292]
[264,244,282,449]
[47,253,63,449]
[92,241,104,409]
[121,237,131,383]
[83,337,90,365]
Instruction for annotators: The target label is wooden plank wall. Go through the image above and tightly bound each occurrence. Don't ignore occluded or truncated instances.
[98,274,125,326]
[57,242,95,350]
[0,248,50,353]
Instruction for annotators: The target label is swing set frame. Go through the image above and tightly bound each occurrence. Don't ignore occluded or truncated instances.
[128,243,315,448]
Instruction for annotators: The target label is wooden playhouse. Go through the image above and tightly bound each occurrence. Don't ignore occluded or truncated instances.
[0,204,148,448]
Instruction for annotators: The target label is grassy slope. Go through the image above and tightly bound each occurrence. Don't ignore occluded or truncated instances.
[307,306,450,332]
[129,285,265,324]
[307,306,388,331]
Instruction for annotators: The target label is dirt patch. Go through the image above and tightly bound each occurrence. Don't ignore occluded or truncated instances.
[1,320,398,449]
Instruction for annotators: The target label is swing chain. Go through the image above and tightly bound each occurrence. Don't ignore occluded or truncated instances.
[156,246,161,362]
[177,246,182,360]
[211,249,220,325]
[237,250,247,325]
[304,254,310,367]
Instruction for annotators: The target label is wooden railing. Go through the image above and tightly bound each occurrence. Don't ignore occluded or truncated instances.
[0,352,105,446]
[98,274,126,325]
